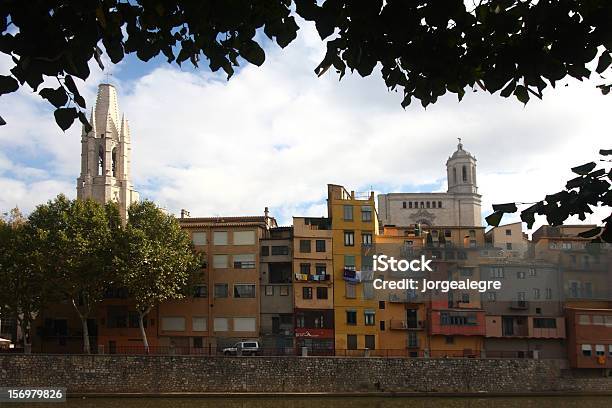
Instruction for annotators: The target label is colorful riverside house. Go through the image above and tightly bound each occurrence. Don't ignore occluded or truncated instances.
[327,184,379,354]
[422,225,487,357]
[375,226,428,356]
[480,260,566,359]
[292,217,335,354]
[259,226,294,353]
[565,307,612,370]
[174,210,277,353]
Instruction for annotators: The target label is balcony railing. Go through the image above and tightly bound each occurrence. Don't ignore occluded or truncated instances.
[510,300,529,309]
[294,273,330,282]
[389,319,426,330]
[234,261,256,269]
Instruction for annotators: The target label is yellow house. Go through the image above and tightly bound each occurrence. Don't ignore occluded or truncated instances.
[327,184,379,353]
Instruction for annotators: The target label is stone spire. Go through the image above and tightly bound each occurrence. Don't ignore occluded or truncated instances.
[76,83,139,221]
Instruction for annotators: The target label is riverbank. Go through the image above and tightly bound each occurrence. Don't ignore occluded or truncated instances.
[1,355,611,395]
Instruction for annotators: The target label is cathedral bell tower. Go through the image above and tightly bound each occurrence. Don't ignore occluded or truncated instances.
[76,83,139,221]
[447,138,478,194]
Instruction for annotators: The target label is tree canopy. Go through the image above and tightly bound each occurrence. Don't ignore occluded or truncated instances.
[1,0,612,130]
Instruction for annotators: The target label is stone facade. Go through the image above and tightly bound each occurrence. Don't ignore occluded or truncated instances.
[378,141,482,228]
[76,83,139,221]
[1,355,611,394]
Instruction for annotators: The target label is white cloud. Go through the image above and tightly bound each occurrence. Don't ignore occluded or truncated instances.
[0,20,610,229]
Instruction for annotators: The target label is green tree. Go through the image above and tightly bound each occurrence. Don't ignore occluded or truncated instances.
[486,149,611,242]
[114,200,201,351]
[0,208,45,348]
[1,1,612,128]
[28,195,120,353]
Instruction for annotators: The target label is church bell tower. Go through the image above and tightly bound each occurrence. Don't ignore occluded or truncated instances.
[76,83,139,221]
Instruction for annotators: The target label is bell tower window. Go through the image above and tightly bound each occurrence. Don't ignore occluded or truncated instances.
[98,145,104,176]
[112,147,117,177]
[453,167,457,183]
[462,165,467,182]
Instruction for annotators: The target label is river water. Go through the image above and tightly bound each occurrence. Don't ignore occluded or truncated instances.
[16,396,612,408]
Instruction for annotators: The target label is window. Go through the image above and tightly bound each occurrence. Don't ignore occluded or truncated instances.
[462,165,467,182]
[460,268,473,277]
[299,239,311,253]
[271,245,289,255]
[533,288,540,299]
[533,318,556,329]
[315,240,326,252]
[432,201,436,208]
[315,264,327,275]
[303,287,313,300]
[265,286,274,296]
[444,229,452,238]
[596,345,605,357]
[380,321,386,331]
[361,206,372,222]
[581,344,592,357]
[194,284,208,298]
[344,231,355,246]
[192,317,207,332]
[346,310,357,325]
[343,205,353,221]
[490,267,504,278]
[529,268,536,277]
[518,292,526,301]
[192,232,207,246]
[345,283,356,299]
[316,287,328,299]
[344,255,356,270]
[363,283,374,300]
[426,201,430,208]
[505,229,512,236]
[261,246,269,256]
[213,254,228,269]
[365,335,375,350]
[379,301,386,310]
[347,334,357,350]
[234,317,256,332]
[578,315,590,325]
[546,288,552,299]
[161,317,185,331]
[445,336,454,345]
[280,286,289,296]
[517,271,525,279]
[214,284,228,298]
[609,345,612,357]
[486,292,496,301]
[438,201,442,208]
[234,254,255,269]
[296,314,305,328]
[234,284,256,298]
[213,231,228,245]
[506,243,513,250]
[403,201,407,208]
[362,233,373,245]
[213,318,228,332]
[592,315,604,325]
[234,230,255,245]
[300,263,310,274]
[364,310,375,326]
[583,282,593,298]
[461,293,470,303]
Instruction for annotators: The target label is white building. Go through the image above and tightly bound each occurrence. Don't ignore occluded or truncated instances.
[76,83,139,220]
[378,140,482,228]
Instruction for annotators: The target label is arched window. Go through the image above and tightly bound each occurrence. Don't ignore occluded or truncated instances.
[97,145,104,176]
[111,147,117,177]
[453,167,457,183]
[426,201,430,208]
[462,165,467,182]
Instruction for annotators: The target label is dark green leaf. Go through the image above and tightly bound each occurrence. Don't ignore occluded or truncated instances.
[40,87,68,109]
[54,107,78,131]
[571,162,596,175]
[0,75,18,95]
[492,203,518,213]
[485,211,504,227]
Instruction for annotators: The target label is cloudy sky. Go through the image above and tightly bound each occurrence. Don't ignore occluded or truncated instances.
[0,19,610,233]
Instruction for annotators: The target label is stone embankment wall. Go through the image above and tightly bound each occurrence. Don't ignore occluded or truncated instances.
[1,355,611,394]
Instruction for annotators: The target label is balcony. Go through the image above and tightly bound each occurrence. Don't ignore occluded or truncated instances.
[389,319,426,330]
[389,291,421,303]
[234,261,256,269]
[294,273,330,282]
[510,300,529,310]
